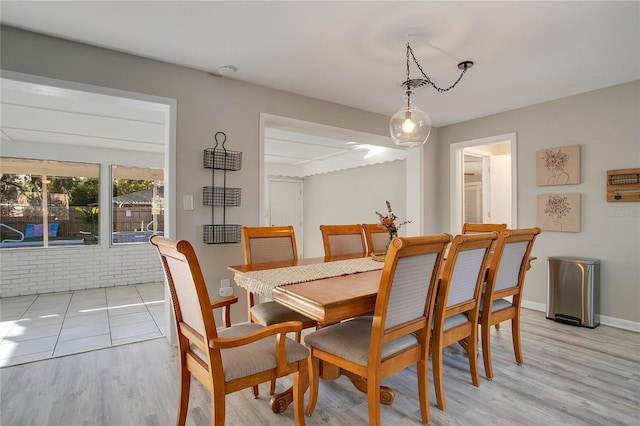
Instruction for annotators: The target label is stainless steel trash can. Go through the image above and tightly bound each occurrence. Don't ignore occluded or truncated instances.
[547,257,600,328]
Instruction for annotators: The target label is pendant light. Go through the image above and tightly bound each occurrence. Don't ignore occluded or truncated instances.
[390,41,473,148]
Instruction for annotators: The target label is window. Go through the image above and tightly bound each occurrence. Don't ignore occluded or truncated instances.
[111,165,164,245]
[0,157,100,248]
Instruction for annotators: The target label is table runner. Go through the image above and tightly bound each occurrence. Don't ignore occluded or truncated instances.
[236,256,383,297]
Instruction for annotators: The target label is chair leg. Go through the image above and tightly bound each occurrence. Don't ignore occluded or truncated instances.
[305,355,320,416]
[248,295,262,399]
[432,343,446,411]
[468,328,480,387]
[176,366,191,426]
[417,358,431,425]
[211,388,226,426]
[269,329,302,396]
[482,322,494,380]
[293,361,307,426]
[366,373,381,426]
[512,316,523,365]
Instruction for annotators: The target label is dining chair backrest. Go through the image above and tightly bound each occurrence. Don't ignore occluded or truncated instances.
[242,226,298,264]
[361,223,390,255]
[153,236,218,343]
[490,229,538,294]
[439,232,497,311]
[462,223,506,254]
[377,234,452,332]
[461,222,507,234]
[320,224,366,257]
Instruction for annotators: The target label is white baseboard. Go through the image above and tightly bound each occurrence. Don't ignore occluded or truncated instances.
[522,300,546,313]
[522,300,640,332]
[598,315,640,332]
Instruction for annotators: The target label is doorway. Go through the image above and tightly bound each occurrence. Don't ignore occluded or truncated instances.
[268,178,303,257]
[463,152,488,223]
[450,133,517,233]
[260,114,424,253]
[0,70,177,345]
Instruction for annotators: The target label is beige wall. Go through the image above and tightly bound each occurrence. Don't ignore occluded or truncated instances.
[302,160,407,258]
[2,26,638,328]
[0,26,393,324]
[436,81,640,327]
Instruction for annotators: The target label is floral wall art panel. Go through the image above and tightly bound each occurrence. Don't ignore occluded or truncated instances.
[536,193,581,232]
[536,145,580,186]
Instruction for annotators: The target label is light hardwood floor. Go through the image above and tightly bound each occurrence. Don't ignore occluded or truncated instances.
[1,309,638,425]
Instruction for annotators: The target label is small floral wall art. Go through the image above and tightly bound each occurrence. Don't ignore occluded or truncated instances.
[536,145,580,186]
[536,193,580,232]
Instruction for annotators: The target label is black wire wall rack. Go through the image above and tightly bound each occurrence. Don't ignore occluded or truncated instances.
[202,131,242,244]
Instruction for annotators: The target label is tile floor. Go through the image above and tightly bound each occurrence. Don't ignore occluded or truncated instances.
[0,282,166,367]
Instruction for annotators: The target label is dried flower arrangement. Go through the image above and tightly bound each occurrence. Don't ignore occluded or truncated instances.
[375,200,411,236]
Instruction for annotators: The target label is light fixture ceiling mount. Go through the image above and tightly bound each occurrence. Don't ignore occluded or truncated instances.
[218,65,238,76]
[390,42,474,148]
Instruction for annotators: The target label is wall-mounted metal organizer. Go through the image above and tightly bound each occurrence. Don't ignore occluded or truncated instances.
[203,132,242,244]
[607,168,640,202]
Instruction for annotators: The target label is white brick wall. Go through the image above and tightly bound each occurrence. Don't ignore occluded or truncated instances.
[0,244,164,297]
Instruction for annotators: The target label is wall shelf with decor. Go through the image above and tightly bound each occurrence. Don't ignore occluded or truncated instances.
[607,168,640,202]
[203,131,242,244]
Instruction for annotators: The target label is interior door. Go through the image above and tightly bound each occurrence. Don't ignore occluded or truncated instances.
[450,134,516,233]
[464,181,482,223]
[269,178,303,257]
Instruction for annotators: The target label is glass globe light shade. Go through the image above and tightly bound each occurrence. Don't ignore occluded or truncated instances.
[389,91,431,148]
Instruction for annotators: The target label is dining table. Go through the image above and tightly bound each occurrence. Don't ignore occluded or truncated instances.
[228,253,383,323]
[227,253,394,412]
[227,251,537,413]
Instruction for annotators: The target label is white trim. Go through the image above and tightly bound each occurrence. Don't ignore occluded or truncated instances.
[522,301,640,332]
[259,113,424,235]
[598,315,640,332]
[405,146,424,236]
[1,70,178,344]
[450,132,517,233]
[521,300,547,312]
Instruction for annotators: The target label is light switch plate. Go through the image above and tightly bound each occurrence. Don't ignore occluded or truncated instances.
[183,195,194,210]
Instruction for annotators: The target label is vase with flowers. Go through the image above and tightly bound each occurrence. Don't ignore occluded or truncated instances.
[374,200,411,256]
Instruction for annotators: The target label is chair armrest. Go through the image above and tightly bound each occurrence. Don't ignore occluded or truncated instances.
[209,320,302,349]
[209,320,304,376]
[211,295,238,310]
[211,296,238,328]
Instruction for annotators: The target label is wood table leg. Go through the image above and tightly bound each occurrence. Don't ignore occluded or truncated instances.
[269,389,294,413]
[269,364,309,414]
[269,359,396,413]
[341,370,395,405]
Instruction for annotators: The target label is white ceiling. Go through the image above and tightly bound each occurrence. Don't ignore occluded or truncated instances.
[1,1,638,169]
[0,77,168,153]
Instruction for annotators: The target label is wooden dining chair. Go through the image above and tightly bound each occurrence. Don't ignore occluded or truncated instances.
[461,222,507,234]
[479,227,540,380]
[431,232,498,411]
[304,233,452,426]
[241,226,316,331]
[150,236,309,426]
[361,223,389,255]
[319,224,366,257]
[463,223,507,312]
[241,226,316,395]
